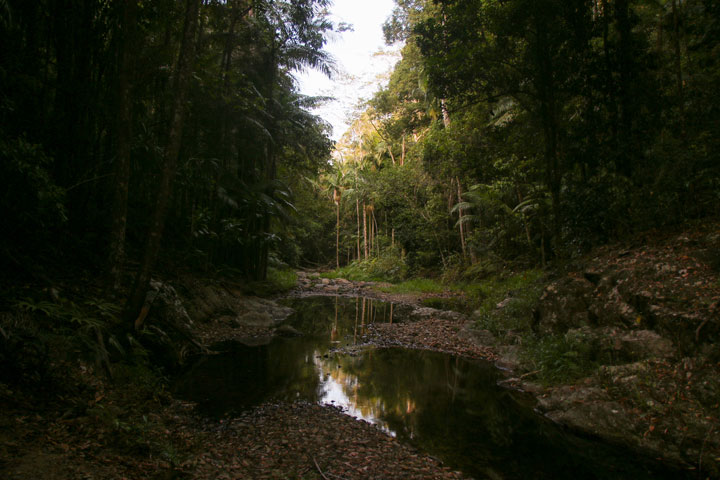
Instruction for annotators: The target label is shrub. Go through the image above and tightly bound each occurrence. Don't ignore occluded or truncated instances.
[522,331,600,385]
[325,247,408,283]
[378,278,445,294]
[468,269,545,334]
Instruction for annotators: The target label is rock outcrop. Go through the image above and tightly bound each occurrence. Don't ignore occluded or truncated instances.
[511,226,720,476]
[534,229,720,354]
[141,277,295,352]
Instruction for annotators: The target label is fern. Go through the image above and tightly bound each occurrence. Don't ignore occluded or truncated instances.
[16,296,119,329]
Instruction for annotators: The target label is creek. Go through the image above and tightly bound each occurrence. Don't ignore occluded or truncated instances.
[174,295,689,479]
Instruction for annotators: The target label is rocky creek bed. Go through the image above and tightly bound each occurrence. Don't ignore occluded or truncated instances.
[1,277,480,480]
[2,224,719,478]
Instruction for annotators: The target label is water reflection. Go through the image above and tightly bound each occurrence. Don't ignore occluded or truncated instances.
[316,353,392,433]
[173,296,394,416]
[174,296,690,480]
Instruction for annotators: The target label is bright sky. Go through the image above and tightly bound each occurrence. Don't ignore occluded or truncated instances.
[295,0,401,141]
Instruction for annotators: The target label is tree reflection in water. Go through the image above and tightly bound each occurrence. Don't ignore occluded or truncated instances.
[174,296,690,480]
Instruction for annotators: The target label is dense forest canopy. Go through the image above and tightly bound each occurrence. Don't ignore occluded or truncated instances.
[1,0,719,308]
[326,0,720,280]
[0,0,337,316]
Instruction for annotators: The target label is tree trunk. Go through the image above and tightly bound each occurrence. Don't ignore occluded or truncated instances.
[336,200,340,269]
[369,209,374,256]
[441,99,451,128]
[108,0,137,291]
[356,197,361,260]
[614,0,634,177]
[456,176,467,258]
[671,0,685,135]
[535,18,562,247]
[124,0,201,326]
[363,202,368,260]
[373,210,379,257]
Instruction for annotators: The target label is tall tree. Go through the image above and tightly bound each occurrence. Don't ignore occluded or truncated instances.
[124,0,202,326]
[107,0,138,291]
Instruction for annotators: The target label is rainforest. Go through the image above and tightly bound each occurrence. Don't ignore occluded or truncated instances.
[0,0,718,478]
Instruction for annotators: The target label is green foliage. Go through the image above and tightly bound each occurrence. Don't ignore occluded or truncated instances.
[16,296,120,330]
[0,0,336,283]
[420,296,467,312]
[326,246,409,283]
[243,267,298,296]
[377,278,445,294]
[267,267,298,292]
[0,136,66,248]
[470,270,545,335]
[522,332,601,385]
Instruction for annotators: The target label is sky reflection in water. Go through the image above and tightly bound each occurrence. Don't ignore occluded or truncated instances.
[174,296,690,480]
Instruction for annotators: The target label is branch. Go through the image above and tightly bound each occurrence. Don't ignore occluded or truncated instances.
[312,456,331,480]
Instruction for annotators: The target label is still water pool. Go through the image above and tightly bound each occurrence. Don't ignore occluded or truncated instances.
[174,296,689,479]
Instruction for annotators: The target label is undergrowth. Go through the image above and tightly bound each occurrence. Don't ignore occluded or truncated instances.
[324,248,408,283]
[521,332,602,385]
[468,269,544,333]
[244,267,298,295]
[376,278,445,294]
[463,269,605,384]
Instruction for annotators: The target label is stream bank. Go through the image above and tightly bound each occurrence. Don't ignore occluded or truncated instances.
[0,275,473,480]
[1,222,718,478]
[287,224,720,477]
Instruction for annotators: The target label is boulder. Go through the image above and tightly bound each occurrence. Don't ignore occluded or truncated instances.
[235,310,274,328]
[458,325,496,346]
[234,297,294,328]
[617,329,675,359]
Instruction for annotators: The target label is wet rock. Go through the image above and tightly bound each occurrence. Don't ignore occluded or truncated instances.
[539,387,638,446]
[495,345,521,371]
[235,297,294,327]
[234,310,274,327]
